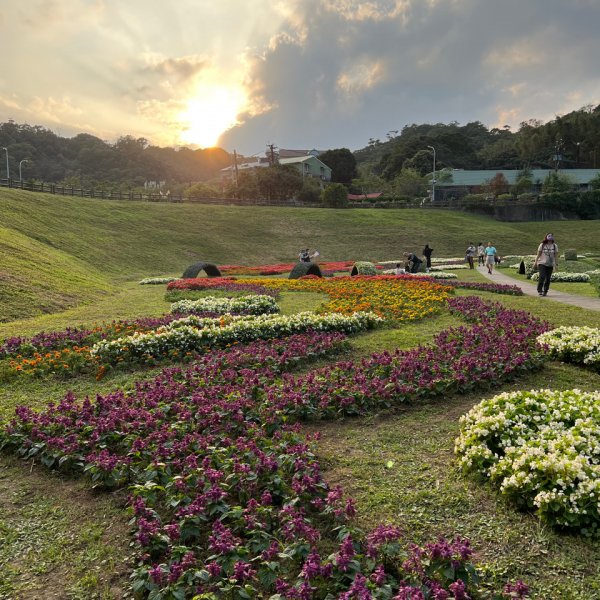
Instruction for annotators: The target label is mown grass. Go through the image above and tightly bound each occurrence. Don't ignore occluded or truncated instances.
[312,363,600,599]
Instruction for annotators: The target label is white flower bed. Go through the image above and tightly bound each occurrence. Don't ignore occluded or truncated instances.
[585,269,600,276]
[430,257,464,264]
[537,326,600,370]
[171,295,279,316]
[455,388,600,531]
[139,277,179,285]
[430,264,468,271]
[530,272,590,283]
[91,311,383,365]
[381,269,457,279]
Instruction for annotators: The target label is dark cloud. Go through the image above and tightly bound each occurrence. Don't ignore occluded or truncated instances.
[222,0,600,153]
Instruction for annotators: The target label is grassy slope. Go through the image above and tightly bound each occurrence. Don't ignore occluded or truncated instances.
[2,187,600,322]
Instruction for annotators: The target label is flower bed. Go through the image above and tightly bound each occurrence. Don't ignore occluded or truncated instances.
[266,296,546,419]
[239,275,451,321]
[219,261,355,276]
[537,326,600,370]
[0,314,531,598]
[430,264,469,271]
[167,278,279,298]
[530,272,591,283]
[90,311,383,367]
[455,389,600,533]
[2,315,187,378]
[170,294,279,316]
[139,277,180,285]
[382,270,458,279]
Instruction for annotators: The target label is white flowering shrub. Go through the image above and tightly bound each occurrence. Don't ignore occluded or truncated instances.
[139,277,179,285]
[170,294,279,316]
[91,311,384,366]
[530,272,590,283]
[455,389,600,532]
[537,326,600,370]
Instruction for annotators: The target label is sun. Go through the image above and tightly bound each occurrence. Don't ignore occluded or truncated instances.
[179,85,245,148]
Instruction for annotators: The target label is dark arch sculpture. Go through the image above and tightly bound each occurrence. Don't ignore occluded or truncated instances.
[181,262,222,279]
[289,262,323,279]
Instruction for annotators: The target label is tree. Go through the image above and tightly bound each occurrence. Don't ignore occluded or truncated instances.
[402,150,434,176]
[321,183,348,208]
[543,171,573,193]
[256,165,303,200]
[318,148,357,184]
[486,173,510,197]
[588,172,600,190]
[297,178,322,203]
[184,182,221,199]
[391,168,427,198]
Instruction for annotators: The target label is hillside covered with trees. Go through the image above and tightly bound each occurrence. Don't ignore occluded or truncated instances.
[0,121,233,188]
[355,104,600,180]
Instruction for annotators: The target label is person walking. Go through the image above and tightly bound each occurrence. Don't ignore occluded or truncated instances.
[477,242,485,266]
[465,242,476,269]
[484,242,497,274]
[534,233,559,296]
[423,244,433,272]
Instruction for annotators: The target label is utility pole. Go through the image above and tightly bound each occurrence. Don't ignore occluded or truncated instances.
[427,145,436,202]
[266,143,278,167]
[233,149,239,187]
[2,147,8,180]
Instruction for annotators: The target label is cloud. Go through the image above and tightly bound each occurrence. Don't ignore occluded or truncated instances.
[1,0,599,155]
[141,54,210,83]
[222,0,600,153]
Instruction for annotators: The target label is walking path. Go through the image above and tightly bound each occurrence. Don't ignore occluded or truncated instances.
[476,266,600,311]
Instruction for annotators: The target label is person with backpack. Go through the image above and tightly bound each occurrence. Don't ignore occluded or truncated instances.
[422,244,433,272]
[404,252,423,273]
[465,242,476,270]
[534,233,559,296]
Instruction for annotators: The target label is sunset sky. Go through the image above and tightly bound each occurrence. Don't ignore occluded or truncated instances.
[1,0,599,155]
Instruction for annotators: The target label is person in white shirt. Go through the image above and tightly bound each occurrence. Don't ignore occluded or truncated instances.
[534,233,559,296]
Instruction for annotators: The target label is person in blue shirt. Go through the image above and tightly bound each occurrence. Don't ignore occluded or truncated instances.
[484,242,497,274]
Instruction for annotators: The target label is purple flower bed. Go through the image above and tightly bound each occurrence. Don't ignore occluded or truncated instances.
[404,276,523,296]
[266,297,546,420]
[0,300,536,598]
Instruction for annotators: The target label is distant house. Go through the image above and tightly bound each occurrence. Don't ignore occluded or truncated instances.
[435,168,600,198]
[220,149,332,182]
[279,156,332,181]
[278,148,323,158]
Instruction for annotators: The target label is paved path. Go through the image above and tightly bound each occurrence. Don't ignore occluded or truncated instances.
[476,266,600,311]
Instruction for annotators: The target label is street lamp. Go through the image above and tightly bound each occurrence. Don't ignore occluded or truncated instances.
[427,145,436,202]
[1,147,8,180]
[19,159,29,181]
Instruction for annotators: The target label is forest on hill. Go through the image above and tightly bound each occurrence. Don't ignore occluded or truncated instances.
[355,104,600,180]
[1,104,600,189]
[0,121,232,187]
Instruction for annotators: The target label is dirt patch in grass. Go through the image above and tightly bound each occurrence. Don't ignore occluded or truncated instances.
[0,456,131,599]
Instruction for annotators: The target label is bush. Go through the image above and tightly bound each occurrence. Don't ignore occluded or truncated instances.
[589,273,600,297]
[296,179,322,204]
[564,248,578,261]
[350,261,377,276]
[322,183,349,208]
